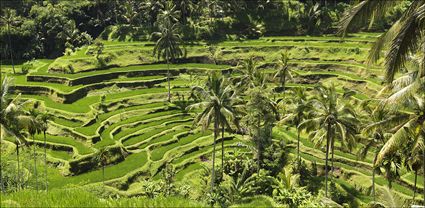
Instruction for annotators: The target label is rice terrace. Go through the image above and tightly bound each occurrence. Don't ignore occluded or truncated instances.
[0,0,424,207]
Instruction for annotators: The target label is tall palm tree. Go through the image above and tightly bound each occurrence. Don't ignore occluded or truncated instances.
[26,109,42,191]
[93,147,109,185]
[152,2,184,102]
[38,111,52,192]
[245,87,279,173]
[338,0,425,83]
[358,102,406,201]
[375,94,425,193]
[299,84,358,197]
[274,52,295,93]
[403,132,423,202]
[0,8,20,74]
[0,77,28,191]
[187,72,240,193]
[279,87,312,165]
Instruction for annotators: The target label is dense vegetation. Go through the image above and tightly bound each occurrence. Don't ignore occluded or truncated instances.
[0,0,424,207]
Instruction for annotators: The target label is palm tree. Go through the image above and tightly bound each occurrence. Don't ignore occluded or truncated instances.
[0,8,20,74]
[403,133,423,202]
[338,0,425,83]
[152,2,184,102]
[26,109,42,191]
[358,103,405,201]
[93,147,109,185]
[187,72,240,193]
[274,52,295,93]
[244,87,279,173]
[375,94,425,199]
[0,77,28,190]
[299,84,358,197]
[279,88,312,165]
[38,111,52,192]
[236,56,267,90]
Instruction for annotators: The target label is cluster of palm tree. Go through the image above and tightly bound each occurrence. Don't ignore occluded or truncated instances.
[0,77,52,192]
[339,0,425,204]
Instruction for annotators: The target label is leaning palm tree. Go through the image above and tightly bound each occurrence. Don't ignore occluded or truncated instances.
[0,8,20,74]
[299,84,359,197]
[152,2,184,102]
[358,102,406,201]
[375,94,425,199]
[0,77,28,190]
[187,72,240,193]
[279,87,312,165]
[338,0,425,84]
[38,111,52,192]
[274,52,295,93]
[93,147,109,185]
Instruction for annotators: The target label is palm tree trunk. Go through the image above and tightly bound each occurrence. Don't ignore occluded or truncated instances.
[211,115,218,193]
[44,131,48,192]
[297,129,300,166]
[372,152,377,202]
[221,123,225,177]
[16,144,20,191]
[331,137,335,178]
[7,24,16,74]
[325,123,331,197]
[282,71,286,93]
[102,164,105,185]
[33,135,38,191]
[413,169,417,201]
[423,145,425,206]
[167,60,171,102]
[257,119,261,175]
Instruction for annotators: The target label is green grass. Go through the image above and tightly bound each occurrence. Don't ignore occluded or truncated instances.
[33,134,93,155]
[150,132,207,161]
[0,188,206,207]
[49,151,148,188]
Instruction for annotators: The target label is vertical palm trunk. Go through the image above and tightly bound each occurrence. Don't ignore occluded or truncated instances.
[211,115,218,193]
[44,131,48,192]
[413,169,417,201]
[281,71,286,93]
[102,164,105,185]
[331,137,335,177]
[33,135,38,191]
[16,144,20,191]
[372,152,378,202]
[423,145,425,206]
[325,123,331,197]
[7,24,16,74]
[297,129,301,166]
[221,123,225,177]
[257,119,261,175]
[167,60,171,102]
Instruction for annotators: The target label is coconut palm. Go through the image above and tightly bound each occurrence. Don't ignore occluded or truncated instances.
[235,56,267,90]
[244,87,279,173]
[26,109,42,191]
[0,8,20,74]
[299,84,359,197]
[274,52,295,93]
[279,87,312,165]
[0,77,28,190]
[375,94,425,181]
[38,111,52,192]
[152,2,184,102]
[358,102,406,201]
[93,147,109,185]
[187,72,240,193]
[402,132,423,202]
[338,0,425,83]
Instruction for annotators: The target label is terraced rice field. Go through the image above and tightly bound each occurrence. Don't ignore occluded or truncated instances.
[2,32,420,201]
